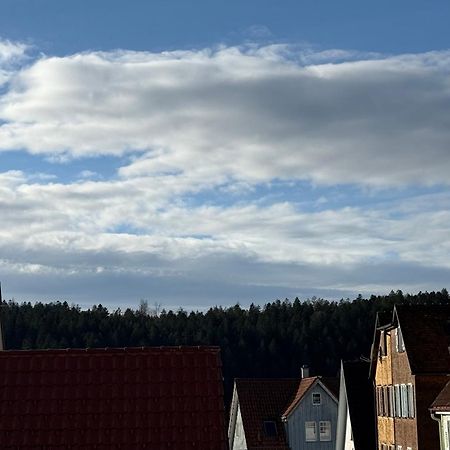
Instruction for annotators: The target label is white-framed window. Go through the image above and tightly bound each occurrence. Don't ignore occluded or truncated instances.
[305,421,317,441]
[389,385,395,417]
[397,446,402,450]
[396,327,405,352]
[401,384,408,418]
[394,384,401,417]
[312,392,321,405]
[319,421,331,441]
[406,447,412,450]
[407,384,415,418]
[380,331,388,357]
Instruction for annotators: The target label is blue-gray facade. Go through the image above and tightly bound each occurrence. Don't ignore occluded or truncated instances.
[284,380,338,450]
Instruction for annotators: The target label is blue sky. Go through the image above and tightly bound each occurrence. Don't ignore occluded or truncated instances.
[0,1,450,309]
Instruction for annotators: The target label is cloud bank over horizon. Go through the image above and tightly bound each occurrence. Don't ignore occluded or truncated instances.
[1,40,449,309]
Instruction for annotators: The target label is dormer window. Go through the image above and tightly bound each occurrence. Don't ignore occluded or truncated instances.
[263,420,277,437]
[312,392,321,405]
[380,331,388,357]
[396,327,405,353]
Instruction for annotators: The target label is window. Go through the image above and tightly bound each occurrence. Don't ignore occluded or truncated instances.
[407,384,415,418]
[305,421,317,442]
[263,421,277,437]
[394,384,401,417]
[376,386,384,416]
[401,384,408,418]
[377,386,394,417]
[388,385,395,417]
[312,392,321,405]
[380,331,388,357]
[396,327,405,352]
[319,421,331,441]
[397,446,402,450]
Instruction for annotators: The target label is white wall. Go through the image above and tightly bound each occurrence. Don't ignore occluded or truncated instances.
[343,407,354,450]
[232,404,248,450]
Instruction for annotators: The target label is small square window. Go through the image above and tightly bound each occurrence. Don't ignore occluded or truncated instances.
[319,421,331,441]
[263,420,277,437]
[305,421,317,441]
[312,392,321,405]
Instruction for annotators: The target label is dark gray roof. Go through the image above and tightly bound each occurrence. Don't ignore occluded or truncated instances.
[343,360,376,450]
[395,305,450,374]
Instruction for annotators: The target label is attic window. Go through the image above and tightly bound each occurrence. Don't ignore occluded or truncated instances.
[396,327,405,353]
[263,421,277,437]
[380,331,388,357]
[312,392,321,405]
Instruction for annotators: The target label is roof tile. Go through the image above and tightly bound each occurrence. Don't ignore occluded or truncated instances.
[234,378,298,450]
[0,346,227,449]
[282,376,339,418]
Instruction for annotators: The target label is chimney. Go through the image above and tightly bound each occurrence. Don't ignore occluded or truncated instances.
[301,365,310,378]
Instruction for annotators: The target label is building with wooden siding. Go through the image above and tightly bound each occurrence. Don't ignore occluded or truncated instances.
[370,305,450,450]
[281,376,339,450]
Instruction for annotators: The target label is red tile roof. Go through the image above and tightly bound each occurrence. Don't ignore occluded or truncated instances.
[282,376,339,418]
[430,379,450,411]
[234,378,298,450]
[0,346,228,449]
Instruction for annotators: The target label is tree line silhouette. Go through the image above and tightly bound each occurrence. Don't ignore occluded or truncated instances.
[1,289,448,405]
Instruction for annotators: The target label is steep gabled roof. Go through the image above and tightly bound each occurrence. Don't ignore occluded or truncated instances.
[369,311,394,378]
[0,346,227,449]
[282,376,339,418]
[342,361,376,450]
[233,378,298,450]
[395,305,450,374]
[430,379,450,412]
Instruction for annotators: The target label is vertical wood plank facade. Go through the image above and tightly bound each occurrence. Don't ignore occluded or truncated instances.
[285,382,337,450]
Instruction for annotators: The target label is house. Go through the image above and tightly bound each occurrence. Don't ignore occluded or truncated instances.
[228,378,299,450]
[0,346,228,449]
[335,360,376,450]
[430,380,450,450]
[370,304,450,450]
[281,375,339,450]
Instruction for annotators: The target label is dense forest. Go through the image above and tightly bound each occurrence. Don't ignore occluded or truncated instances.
[1,289,449,405]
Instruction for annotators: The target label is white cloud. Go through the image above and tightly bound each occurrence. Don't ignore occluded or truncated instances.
[1,44,450,306]
[0,39,28,63]
[0,46,450,188]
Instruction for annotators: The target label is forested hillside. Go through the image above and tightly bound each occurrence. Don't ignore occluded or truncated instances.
[1,289,449,405]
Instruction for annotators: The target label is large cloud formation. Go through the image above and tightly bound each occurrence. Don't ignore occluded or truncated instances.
[1,45,450,185]
[0,42,449,307]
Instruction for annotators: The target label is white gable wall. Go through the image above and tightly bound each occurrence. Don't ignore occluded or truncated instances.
[232,404,248,450]
[344,406,355,450]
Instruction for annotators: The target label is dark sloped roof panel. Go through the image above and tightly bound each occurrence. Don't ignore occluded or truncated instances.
[396,305,450,374]
[0,346,228,449]
[235,378,298,450]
